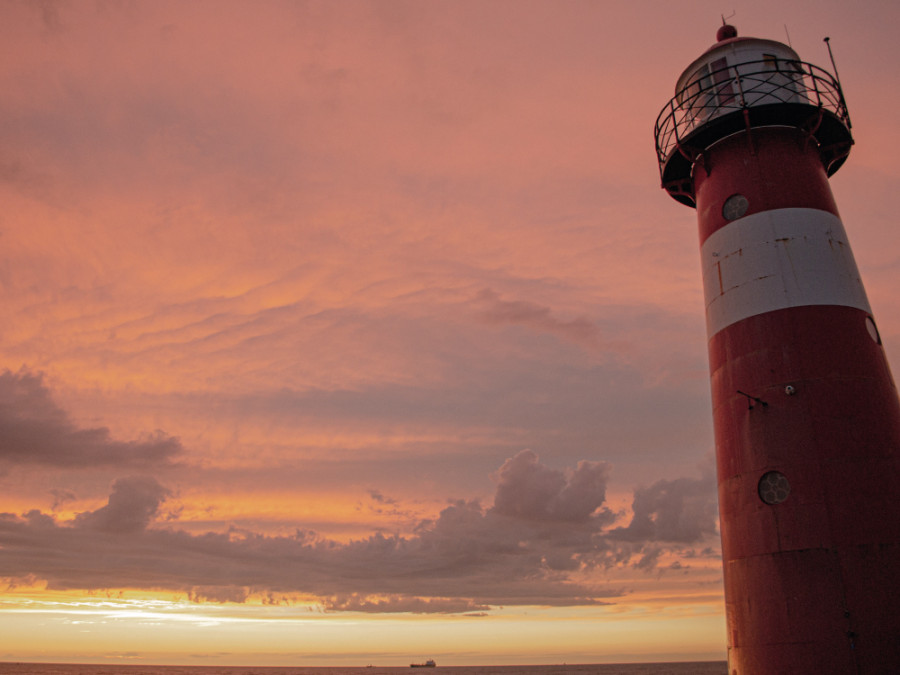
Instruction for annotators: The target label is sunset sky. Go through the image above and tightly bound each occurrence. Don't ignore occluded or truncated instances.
[2,0,899,667]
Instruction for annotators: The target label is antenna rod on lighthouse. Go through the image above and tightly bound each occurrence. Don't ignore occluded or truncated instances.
[824,36,842,83]
[824,36,851,128]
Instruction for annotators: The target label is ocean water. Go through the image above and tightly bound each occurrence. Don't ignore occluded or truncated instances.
[0,664,727,675]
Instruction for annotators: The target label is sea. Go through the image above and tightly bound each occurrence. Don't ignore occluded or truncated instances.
[0,664,727,675]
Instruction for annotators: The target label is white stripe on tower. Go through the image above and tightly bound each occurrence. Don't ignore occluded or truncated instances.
[700,208,871,337]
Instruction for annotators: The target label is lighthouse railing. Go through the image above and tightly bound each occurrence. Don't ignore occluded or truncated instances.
[655,58,851,177]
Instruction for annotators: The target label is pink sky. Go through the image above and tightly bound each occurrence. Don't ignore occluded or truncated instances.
[1,0,898,667]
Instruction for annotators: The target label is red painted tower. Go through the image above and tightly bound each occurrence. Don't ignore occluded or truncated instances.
[655,26,900,674]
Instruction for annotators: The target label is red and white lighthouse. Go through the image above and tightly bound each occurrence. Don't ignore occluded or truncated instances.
[655,25,900,674]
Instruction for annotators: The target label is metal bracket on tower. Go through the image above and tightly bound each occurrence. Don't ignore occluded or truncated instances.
[800,108,824,153]
[737,390,768,410]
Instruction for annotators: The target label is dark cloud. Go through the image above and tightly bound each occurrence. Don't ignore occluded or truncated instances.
[0,370,182,470]
[49,488,77,511]
[0,451,718,611]
[608,474,719,544]
[632,546,663,572]
[73,476,171,533]
[368,490,396,505]
[491,449,614,523]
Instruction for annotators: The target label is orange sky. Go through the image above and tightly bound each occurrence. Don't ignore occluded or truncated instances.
[1,0,899,667]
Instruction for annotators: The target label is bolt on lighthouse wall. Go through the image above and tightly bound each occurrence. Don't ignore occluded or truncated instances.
[654,25,900,675]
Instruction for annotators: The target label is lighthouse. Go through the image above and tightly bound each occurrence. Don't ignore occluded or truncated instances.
[654,25,900,674]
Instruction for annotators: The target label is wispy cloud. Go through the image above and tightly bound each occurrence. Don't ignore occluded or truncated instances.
[475,289,604,353]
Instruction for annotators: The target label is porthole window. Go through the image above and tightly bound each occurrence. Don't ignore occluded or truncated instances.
[758,471,790,505]
[722,194,749,220]
[866,316,882,345]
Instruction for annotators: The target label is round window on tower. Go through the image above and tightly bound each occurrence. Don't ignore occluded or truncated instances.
[758,471,790,505]
[866,316,882,345]
[722,194,749,220]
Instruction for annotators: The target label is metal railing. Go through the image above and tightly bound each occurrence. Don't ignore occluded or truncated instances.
[654,58,851,177]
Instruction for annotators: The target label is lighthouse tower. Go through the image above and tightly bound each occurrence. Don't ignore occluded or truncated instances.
[654,26,900,673]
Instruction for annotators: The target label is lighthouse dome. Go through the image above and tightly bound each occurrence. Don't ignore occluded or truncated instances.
[716,23,738,41]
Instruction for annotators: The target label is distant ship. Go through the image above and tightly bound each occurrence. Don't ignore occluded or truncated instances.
[410,659,436,668]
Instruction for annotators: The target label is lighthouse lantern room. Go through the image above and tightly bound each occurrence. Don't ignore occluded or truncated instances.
[655,24,852,207]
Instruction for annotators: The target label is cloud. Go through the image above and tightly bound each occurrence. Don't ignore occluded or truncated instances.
[73,476,171,533]
[49,489,77,511]
[0,370,182,470]
[323,594,490,614]
[368,490,396,505]
[475,289,603,352]
[189,585,250,604]
[608,475,719,544]
[0,451,718,611]
[491,449,614,523]
[31,0,63,32]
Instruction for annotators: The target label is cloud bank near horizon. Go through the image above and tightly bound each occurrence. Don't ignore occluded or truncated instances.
[0,370,718,613]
